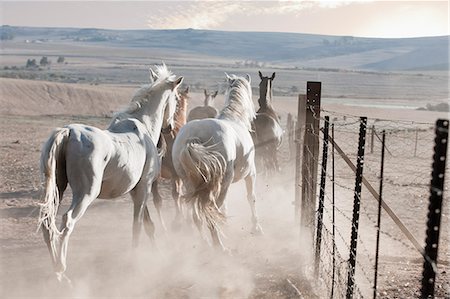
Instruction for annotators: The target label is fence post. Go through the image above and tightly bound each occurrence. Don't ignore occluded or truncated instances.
[414,128,419,157]
[301,82,321,247]
[295,94,306,222]
[373,130,386,299]
[287,113,294,159]
[371,125,375,154]
[314,115,330,278]
[331,123,336,299]
[346,117,368,299]
[421,119,448,298]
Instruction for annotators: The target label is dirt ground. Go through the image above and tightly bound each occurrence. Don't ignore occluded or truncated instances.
[0,79,449,298]
[0,97,316,298]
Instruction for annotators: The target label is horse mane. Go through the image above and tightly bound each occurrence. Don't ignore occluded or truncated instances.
[112,64,176,121]
[130,64,175,106]
[218,75,255,130]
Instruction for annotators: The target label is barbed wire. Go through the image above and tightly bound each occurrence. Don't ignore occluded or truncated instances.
[282,110,449,298]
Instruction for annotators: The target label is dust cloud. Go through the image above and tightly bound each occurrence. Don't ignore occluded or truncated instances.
[0,164,315,298]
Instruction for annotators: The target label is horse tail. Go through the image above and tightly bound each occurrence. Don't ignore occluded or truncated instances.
[179,138,226,229]
[38,127,69,261]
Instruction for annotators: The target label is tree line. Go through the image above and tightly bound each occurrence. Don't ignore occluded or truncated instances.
[26,56,65,68]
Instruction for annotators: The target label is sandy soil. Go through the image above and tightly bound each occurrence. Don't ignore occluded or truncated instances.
[0,79,449,298]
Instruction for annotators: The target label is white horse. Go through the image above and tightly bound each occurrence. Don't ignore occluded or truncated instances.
[38,64,183,281]
[172,73,262,251]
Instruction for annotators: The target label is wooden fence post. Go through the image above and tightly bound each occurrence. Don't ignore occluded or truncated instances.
[300,82,321,246]
[295,94,306,222]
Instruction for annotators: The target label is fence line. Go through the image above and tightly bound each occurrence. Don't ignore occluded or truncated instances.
[292,89,449,298]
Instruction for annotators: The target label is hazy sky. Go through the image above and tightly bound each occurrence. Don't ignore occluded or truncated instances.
[0,1,448,38]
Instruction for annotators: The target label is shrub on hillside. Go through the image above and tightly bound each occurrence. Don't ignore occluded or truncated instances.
[26,59,38,68]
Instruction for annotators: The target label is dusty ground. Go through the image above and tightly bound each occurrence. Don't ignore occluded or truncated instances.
[0,79,449,298]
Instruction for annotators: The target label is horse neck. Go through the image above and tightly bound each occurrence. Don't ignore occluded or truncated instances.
[130,90,169,145]
[218,86,254,130]
[174,96,187,130]
[204,95,213,107]
[258,79,273,109]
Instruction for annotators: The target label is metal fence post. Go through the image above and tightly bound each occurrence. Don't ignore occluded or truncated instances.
[331,123,336,299]
[314,115,330,278]
[346,117,367,299]
[373,130,386,299]
[371,125,375,154]
[421,119,448,298]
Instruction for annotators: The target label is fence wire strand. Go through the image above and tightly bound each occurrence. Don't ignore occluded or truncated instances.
[284,108,449,298]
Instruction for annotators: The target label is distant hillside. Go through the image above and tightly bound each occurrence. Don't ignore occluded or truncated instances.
[0,78,133,115]
[1,25,448,71]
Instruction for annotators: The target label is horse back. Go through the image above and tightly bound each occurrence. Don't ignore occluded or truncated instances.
[253,113,283,146]
[187,106,218,122]
[64,122,156,198]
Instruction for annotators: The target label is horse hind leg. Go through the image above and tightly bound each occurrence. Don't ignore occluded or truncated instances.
[131,181,157,247]
[150,179,167,232]
[143,205,155,242]
[55,192,97,281]
[171,177,183,231]
[245,174,263,234]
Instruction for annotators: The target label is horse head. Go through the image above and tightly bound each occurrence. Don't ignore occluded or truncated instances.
[258,71,275,109]
[136,64,183,134]
[161,76,183,134]
[203,89,218,106]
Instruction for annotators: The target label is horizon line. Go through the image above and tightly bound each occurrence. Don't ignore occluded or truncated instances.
[2,24,449,40]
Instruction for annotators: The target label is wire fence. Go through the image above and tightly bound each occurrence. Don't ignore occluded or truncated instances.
[284,105,449,298]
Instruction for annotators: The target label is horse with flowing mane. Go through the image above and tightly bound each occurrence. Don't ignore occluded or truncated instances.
[172,73,262,251]
[38,64,183,281]
[187,89,219,121]
[151,86,190,230]
[253,71,283,173]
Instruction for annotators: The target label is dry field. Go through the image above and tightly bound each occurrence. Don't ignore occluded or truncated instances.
[0,78,449,298]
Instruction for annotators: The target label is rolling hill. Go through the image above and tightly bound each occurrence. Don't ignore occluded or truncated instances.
[1,25,448,71]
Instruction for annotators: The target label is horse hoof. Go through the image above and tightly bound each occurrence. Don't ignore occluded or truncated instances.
[56,272,73,287]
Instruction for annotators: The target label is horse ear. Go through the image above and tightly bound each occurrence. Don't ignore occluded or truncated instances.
[185,86,190,93]
[171,76,183,91]
[225,72,232,81]
[204,89,208,96]
[258,71,263,80]
[212,90,218,98]
[271,72,276,80]
[149,68,158,83]
[245,74,251,84]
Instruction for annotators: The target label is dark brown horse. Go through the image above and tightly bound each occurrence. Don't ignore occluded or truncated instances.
[253,71,283,174]
[152,86,189,230]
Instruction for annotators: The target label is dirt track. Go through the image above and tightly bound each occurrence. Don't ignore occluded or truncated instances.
[1,79,449,298]
[0,80,315,298]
